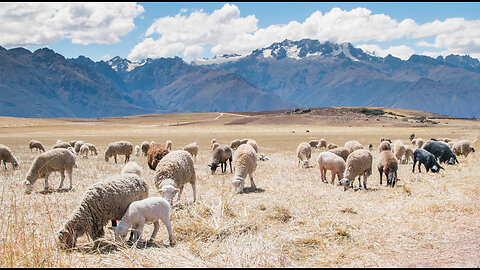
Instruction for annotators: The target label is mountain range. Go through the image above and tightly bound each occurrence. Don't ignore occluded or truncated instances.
[1,39,479,118]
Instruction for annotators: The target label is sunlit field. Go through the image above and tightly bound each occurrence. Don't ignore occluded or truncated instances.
[0,109,479,267]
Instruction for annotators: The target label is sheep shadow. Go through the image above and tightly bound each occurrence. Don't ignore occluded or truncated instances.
[241,187,265,194]
[37,187,73,195]
[68,239,170,254]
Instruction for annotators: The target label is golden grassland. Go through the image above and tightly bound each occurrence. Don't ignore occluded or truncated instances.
[0,109,479,267]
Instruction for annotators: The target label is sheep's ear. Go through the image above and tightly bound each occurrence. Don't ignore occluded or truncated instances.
[207,164,212,168]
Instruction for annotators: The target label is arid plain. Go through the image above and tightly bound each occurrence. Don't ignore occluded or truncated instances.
[1,107,479,267]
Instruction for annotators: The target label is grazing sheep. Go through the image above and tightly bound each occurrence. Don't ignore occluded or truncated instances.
[165,140,172,151]
[423,141,458,165]
[317,151,346,185]
[378,141,391,153]
[380,137,392,143]
[232,144,258,193]
[211,139,217,148]
[309,140,319,148]
[121,161,143,177]
[57,164,149,249]
[319,139,327,149]
[141,141,151,156]
[154,150,196,206]
[409,134,415,141]
[327,143,338,150]
[404,146,414,164]
[53,142,71,149]
[416,138,424,148]
[147,144,170,171]
[259,153,270,161]
[74,141,85,154]
[296,142,312,168]
[230,139,241,150]
[112,196,175,245]
[452,140,475,157]
[0,144,19,170]
[411,138,417,147]
[412,148,444,173]
[208,145,233,174]
[447,141,455,149]
[329,147,350,162]
[183,142,199,161]
[29,140,46,153]
[239,139,250,145]
[246,139,258,153]
[67,147,76,155]
[339,149,373,191]
[377,150,398,187]
[212,142,220,151]
[393,140,406,164]
[79,144,89,159]
[104,141,133,164]
[85,143,98,156]
[344,140,363,154]
[134,145,141,156]
[24,148,76,194]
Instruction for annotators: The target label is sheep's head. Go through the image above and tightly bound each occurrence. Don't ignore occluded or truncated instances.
[208,162,219,174]
[57,228,76,249]
[232,176,244,193]
[300,160,310,168]
[447,156,457,165]
[431,164,444,173]
[110,225,130,243]
[157,183,179,206]
[339,178,353,191]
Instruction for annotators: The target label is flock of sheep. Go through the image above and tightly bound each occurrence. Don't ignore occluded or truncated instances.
[0,134,476,250]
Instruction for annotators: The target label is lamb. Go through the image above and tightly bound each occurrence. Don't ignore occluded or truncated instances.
[230,139,241,150]
[246,139,258,153]
[415,138,424,148]
[452,140,475,157]
[154,150,196,206]
[327,143,338,150]
[231,144,258,193]
[29,139,46,152]
[296,142,312,168]
[147,143,170,171]
[423,141,458,165]
[24,148,76,194]
[112,196,175,246]
[329,147,350,162]
[339,149,373,191]
[84,143,98,156]
[0,144,19,170]
[377,150,398,187]
[79,144,89,159]
[344,140,363,154]
[378,141,392,153]
[57,163,149,249]
[404,146,414,164]
[208,145,233,174]
[104,141,133,164]
[134,145,141,156]
[183,142,199,161]
[53,142,71,149]
[316,151,346,185]
[141,141,151,156]
[74,141,85,154]
[393,140,406,164]
[309,140,319,148]
[165,140,172,151]
[412,148,444,173]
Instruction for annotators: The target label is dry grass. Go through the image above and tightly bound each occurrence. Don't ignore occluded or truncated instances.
[0,111,479,267]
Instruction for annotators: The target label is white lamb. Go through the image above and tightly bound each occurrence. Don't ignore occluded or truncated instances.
[452,139,475,157]
[339,149,373,191]
[112,196,175,246]
[79,144,89,159]
[296,142,312,168]
[393,140,406,164]
[183,142,198,162]
[165,140,173,151]
[316,151,346,185]
[232,144,258,193]
[344,140,363,154]
[134,145,141,156]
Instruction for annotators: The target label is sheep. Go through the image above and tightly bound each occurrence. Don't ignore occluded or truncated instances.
[246,139,258,153]
[329,147,350,162]
[452,140,475,157]
[377,150,398,187]
[165,140,172,151]
[378,141,391,153]
[183,142,198,161]
[67,147,76,155]
[121,161,143,176]
[147,143,170,171]
[393,140,406,164]
[327,143,338,150]
[230,139,241,150]
[412,148,444,173]
[79,144,89,159]
[380,137,392,143]
[29,139,46,153]
[0,144,19,170]
[296,142,312,168]
[53,142,71,149]
[411,138,417,146]
[316,151,346,185]
[104,141,133,164]
[416,138,424,148]
[208,145,233,174]
[344,140,363,154]
[231,144,258,193]
[368,144,374,151]
[211,139,217,148]
[423,141,458,165]
[57,163,149,249]
[74,141,85,154]
[141,141,151,156]
[68,140,77,147]
[239,139,250,145]
[447,141,455,149]
[134,145,141,156]
[112,196,175,246]
[309,140,319,148]
[212,142,220,151]
[85,143,98,156]
[318,139,327,149]
[24,148,76,194]
[409,134,415,141]
[339,149,373,191]
[404,146,414,164]
[154,150,196,206]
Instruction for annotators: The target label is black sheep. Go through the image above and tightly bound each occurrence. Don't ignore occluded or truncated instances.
[423,141,458,165]
[412,148,444,173]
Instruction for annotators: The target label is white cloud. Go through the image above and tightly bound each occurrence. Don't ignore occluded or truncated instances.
[0,3,144,46]
[356,44,416,60]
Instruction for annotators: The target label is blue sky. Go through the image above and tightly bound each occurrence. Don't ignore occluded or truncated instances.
[2,2,480,61]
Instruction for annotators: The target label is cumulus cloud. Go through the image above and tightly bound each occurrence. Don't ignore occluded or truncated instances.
[356,44,416,60]
[0,2,144,46]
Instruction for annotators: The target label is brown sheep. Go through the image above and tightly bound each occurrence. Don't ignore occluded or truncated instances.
[147,143,170,171]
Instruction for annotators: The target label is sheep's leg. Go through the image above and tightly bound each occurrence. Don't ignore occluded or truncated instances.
[191,181,197,203]
[412,160,416,173]
[67,169,73,190]
[162,216,175,246]
[379,169,383,185]
[229,158,232,173]
[363,175,368,190]
[336,172,343,185]
[249,174,256,190]
[330,171,336,185]
[150,221,160,241]
[44,174,50,192]
[58,171,65,190]
[114,154,117,164]
[177,186,184,203]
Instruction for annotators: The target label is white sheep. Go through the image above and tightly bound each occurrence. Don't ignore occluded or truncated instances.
[24,148,76,194]
[378,141,392,153]
[79,144,89,159]
[183,142,199,162]
[377,150,399,187]
[316,151,346,185]
[74,141,85,154]
[57,163,149,249]
[296,142,312,168]
[344,140,363,154]
[411,138,417,146]
[165,140,173,151]
[29,139,46,153]
[0,144,19,170]
[339,149,373,191]
[329,147,350,162]
[112,196,175,246]
[85,143,98,156]
[104,141,133,163]
[416,138,424,148]
[134,145,141,156]
[232,144,258,193]
[211,139,217,148]
[230,139,241,150]
[53,142,71,149]
[393,140,406,164]
[67,147,76,155]
[404,146,414,164]
[327,143,338,150]
[121,161,143,177]
[246,139,258,153]
[319,138,327,149]
[141,141,151,156]
[155,150,196,206]
[212,142,220,151]
[452,140,475,157]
